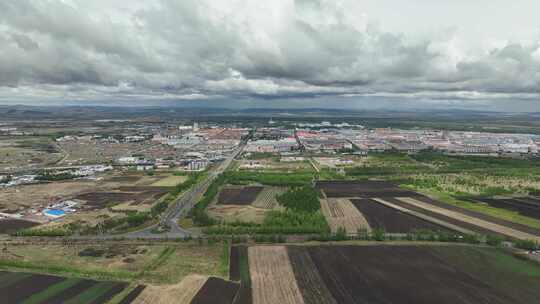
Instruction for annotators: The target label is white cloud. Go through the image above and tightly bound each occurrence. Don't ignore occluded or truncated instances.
[0,0,539,107]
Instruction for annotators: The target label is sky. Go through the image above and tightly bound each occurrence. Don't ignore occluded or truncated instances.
[1,0,540,111]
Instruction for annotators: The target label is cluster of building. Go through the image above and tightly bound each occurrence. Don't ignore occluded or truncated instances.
[296,130,354,153]
[245,128,299,153]
[350,128,540,156]
[241,124,540,157]
[0,199,80,223]
[115,124,248,171]
[0,127,32,136]
[0,165,112,188]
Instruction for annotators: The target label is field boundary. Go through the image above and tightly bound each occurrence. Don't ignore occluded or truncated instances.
[372,198,474,235]
[397,197,540,242]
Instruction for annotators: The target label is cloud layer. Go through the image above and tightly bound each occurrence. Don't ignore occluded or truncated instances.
[1,0,540,107]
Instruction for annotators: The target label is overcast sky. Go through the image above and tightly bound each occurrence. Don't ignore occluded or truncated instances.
[1,0,540,111]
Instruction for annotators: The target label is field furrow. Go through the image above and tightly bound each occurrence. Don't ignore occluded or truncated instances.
[287,246,337,304]
[320,198,371,234]
[397,197,540,242]
[248,246,305,304]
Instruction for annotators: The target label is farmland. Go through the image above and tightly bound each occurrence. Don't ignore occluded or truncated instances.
[314,180,540,241]
[350,198,449,233]
[241,244,540,304]
[217,187,264,205]
[320,198,370,234]
[207,185,282,224]
[470,197,540,220]
[0,271,130,303]
[342,152,540,229]
[316,180,416,198]
[0,219,39,234]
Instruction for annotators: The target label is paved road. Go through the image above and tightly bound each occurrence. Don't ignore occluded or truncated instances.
[115,144,244,239]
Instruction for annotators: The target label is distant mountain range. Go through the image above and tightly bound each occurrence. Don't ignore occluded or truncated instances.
[1,105,539,121]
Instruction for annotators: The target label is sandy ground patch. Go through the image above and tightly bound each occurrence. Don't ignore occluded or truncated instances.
[133,275,208,304]
[207,205,268,224]
[151,175,187,187]
[249,246,305,304]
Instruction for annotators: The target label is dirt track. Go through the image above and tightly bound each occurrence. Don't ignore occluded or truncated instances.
[397,197,540,242]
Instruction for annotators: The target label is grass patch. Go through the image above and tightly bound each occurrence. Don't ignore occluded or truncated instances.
[22,278,82,304]
[64,281,115,304]
[0,259,134,281]
[407,187,540,230]
[431,246,540,303]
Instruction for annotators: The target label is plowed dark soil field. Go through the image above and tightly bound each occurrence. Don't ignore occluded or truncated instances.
[75,187,169,209]
[190,277,240,304]
[288,245,538,304]
[229,246,252,304]
[218,187,263,205]
[412,195,540,236]
[316,180,416,198]
[0,219,39,234]
[383,197,495,235]
[0,271,131,303]
[473,197,540,220]
[350,198,449,233]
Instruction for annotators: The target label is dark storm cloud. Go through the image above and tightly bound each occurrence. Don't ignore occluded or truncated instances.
[0,0,539,107]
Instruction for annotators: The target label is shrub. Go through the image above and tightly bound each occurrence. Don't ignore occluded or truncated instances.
[371,228,386,241]
[486,234,505,247]
[514,239,539,251]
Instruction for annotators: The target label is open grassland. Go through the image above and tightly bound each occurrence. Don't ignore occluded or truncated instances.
[347,152,540,196]
[0,136,62,171]
[150,175,187,187]
[0,241,227,285]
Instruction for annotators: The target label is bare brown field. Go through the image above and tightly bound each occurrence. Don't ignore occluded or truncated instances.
[57,140,153,165]
[218,187,263,205]
[133,275,208,304]
[0,180,98,212]
[0,219,40,234]
[248,246,305,304]
[207,205,268,224]
[320,198,370,234]
[397,197,540,242]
